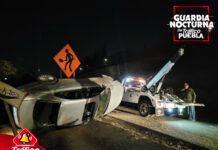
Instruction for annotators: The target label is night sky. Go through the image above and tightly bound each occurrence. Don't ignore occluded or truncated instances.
[0,1,217,91]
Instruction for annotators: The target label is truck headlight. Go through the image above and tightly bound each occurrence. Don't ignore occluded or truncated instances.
[168,108,173,112]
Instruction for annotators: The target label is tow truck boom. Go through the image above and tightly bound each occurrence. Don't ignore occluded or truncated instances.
[146,48,184,90]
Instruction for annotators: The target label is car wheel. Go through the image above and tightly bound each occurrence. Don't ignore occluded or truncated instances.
[138,100,150,117]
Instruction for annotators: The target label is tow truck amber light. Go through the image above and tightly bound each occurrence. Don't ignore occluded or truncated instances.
[139,80,145,84]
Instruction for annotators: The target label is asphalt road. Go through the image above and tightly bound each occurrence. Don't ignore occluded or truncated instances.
[0,115,201,150]
[35,120,172,150]
[1,105,216,150]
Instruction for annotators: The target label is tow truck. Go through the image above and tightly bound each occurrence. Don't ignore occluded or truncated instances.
[121,48,204,117]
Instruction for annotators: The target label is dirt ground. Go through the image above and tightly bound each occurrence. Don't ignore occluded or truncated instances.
[109,106,218,150]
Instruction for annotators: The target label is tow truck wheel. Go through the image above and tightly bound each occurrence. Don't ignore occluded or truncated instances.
[138,100,150,117]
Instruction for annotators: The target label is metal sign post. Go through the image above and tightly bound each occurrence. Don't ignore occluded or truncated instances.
[3,102,17,135]
[0,81,25,135]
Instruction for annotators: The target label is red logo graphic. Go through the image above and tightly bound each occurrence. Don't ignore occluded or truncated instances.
[13,128,38,146]
[169,6,214,42]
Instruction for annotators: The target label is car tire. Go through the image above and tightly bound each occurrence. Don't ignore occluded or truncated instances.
[138,100,150,117]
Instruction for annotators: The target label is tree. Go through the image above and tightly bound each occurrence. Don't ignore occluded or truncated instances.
[0,59,17,79]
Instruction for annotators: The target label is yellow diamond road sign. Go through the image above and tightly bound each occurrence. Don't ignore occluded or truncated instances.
[0,81,25,108]
[54,44,81,78]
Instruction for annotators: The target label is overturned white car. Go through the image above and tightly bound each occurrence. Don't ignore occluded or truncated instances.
[13,75,123,130]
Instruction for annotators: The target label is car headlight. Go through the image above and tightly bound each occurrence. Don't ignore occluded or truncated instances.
[37,74,57,84]
[38,74,55,81]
